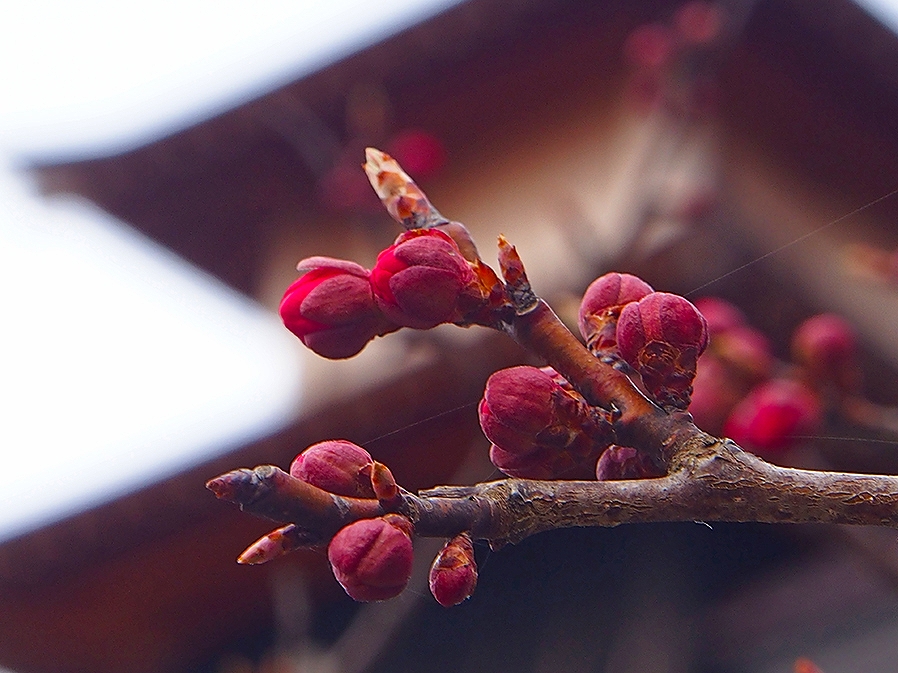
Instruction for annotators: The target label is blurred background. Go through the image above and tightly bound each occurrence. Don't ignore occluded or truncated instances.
[3,1,898,672]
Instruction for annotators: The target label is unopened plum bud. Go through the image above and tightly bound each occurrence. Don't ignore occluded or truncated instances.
[791,313,860,393]
[280,257,394,359]
[578,272,654,352]
[724,379,822,456]
[327,514,414,602]
[617,292,709,409]
[595,446,661,481]
[489,442,597,480]
[429,533,478,607]
[480,366,614,478]
[290,440,376,498]
[479,366,557,454]
[370,229,481,329]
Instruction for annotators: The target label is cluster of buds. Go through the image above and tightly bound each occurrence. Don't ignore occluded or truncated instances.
[579,273,710,411]
[236,439,479,606]
[479,365,615,479]
[476,273,708,480]
[689,298,861,458]
[280,228,490,358]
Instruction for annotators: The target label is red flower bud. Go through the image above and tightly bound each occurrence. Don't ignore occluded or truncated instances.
[595,446,661,481]
[791,314,860,393]
[692,296,745,336]
[429,532,478,607]
[327,514,414,602]
[290,440,375,498]
[578,272,654,352]
[617,292,709,409]
[479,366,614,478]
[280,257,394,359]
[724,379,822,457]
[489,442,598,480]
[479,366,557,454]
[370,229,480,329]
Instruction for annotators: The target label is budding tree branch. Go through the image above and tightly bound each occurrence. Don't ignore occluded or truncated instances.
[208,437,898,550]
[208,147,898,582]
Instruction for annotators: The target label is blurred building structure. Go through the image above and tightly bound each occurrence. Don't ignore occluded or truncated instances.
[4,1,898,672]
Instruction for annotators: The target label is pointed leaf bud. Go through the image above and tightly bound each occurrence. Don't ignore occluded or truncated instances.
[280,257,394,359]
[578,272,654,352]
[616,292,709,409]
[327,514,414,602]
[724,379,822,457]
[237,524,315,565]
[791,313,860,393]
[290,440,376,498]
[595,446,662,481]
[429,533,478,607]
[370,229,481,329]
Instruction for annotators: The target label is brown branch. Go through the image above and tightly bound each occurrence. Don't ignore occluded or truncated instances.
[208,438,898,549]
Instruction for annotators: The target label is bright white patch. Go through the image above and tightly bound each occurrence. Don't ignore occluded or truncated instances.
[0,168,303,541]
[0,0,461,158]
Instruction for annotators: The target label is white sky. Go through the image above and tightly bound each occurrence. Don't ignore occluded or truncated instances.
[0,0,459,542]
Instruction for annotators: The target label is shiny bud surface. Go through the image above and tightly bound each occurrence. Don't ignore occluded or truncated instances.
[328,514,414,602]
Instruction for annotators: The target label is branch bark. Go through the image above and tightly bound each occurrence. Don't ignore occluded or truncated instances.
[208,437,898,550]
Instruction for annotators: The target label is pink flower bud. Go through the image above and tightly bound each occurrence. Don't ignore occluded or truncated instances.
[429,533,478,607]
[617,292,709,409]
[489,442,597,480]
[692,296,745,336]
[724,379,822,456]
[791,314,860,393]
[595,446,661,481]
[370,229,480,329]
[578,272,654,351]
[280,257,393,359]
[479,366,558,455]
[327,514,414,602]
[290,440,375,498]
[479,366,614,478]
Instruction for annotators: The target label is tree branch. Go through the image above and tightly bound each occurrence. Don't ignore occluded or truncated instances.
[208,437,898,550]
